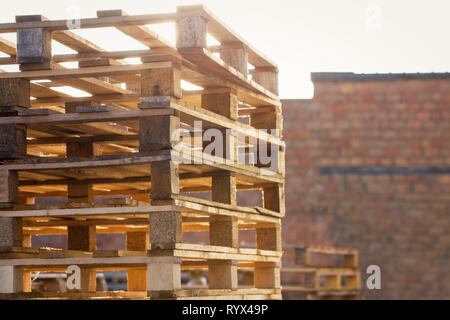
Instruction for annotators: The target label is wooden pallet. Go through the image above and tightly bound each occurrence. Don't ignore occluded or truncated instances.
[283,245,359,268]
[0,5,284,300]
[281,246,361,300]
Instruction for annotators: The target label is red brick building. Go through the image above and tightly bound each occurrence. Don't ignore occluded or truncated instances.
[281,72,450,299]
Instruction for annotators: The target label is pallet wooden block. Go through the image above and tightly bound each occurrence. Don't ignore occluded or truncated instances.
[0,5,284,300]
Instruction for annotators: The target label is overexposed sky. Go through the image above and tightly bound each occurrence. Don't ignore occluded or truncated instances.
[0,0,449,98]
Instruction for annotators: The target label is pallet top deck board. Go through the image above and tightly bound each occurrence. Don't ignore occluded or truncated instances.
[0,247,280,266]
[1,195,282,221]
[96,9,174,50]
[0,13,177,33]
[284,245,358,256]
[0,6,275,69]
[0,62,173,80]
[0,108,171,125]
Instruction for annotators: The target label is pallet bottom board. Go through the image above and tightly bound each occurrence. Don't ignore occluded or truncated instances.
[0,288,281,300]
[155,294,282,300]
[313,290,360,296]
[0,244,281,268]
[149,288,281,298]
[281,285,313,292]
[306,290,360,300]
[0,291,147,300]
[282,286,361,293]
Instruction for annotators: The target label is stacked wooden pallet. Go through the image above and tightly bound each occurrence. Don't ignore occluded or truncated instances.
[0,5,284,300]
[282,246,361,300]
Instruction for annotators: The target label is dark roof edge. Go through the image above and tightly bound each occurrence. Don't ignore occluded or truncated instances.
[311,72,450,81]
[280,98,312,102]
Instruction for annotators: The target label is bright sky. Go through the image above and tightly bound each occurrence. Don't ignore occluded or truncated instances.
[1,0,449,98]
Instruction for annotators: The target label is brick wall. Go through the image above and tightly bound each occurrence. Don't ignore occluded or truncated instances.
[281,73,450,299]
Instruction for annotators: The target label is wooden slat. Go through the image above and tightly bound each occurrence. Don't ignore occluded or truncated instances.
[51,48,173,62]
[0,13,177,33]
[31,93,139,107]
[97,10,173,49]
[28,134,139,145]
[0,62,172,80]
[0,108,172,125]
[53,31,104,53]
[0,205,175,218]
[179,47,278,101]
[53,30,142,90]
[30,82,71,99]
[0,37,136,98]
[180,56,280,107]
[0,37,16,56]
[0,249,279,266]
[173,194,283,219]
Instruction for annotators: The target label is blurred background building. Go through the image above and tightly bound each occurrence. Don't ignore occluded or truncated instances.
[280,72,449,299]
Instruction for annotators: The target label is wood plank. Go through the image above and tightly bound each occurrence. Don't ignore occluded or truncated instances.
[174,243,281,257]
[51,48,176,62]
[0,108,172,125]
[53,30,142,89]
[30,83,71,99]
[178,47,278,100]
[173,194,283,219]
[0,62,172,80]
[0,291,149,300]
[28,134,139,145]
[31,93,139,107]
[152,249,280,263]
[0,35,133,97]
[0,13,177,33]
[0,37,16,56]
[180,57,280,108]
[150,287,279,298]
[97,10,173,49]
[0,205,176,218]
[53,31,105,53]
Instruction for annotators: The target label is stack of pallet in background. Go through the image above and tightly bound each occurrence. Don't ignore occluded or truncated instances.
[0,5,285,300]
[282,246,361,300]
